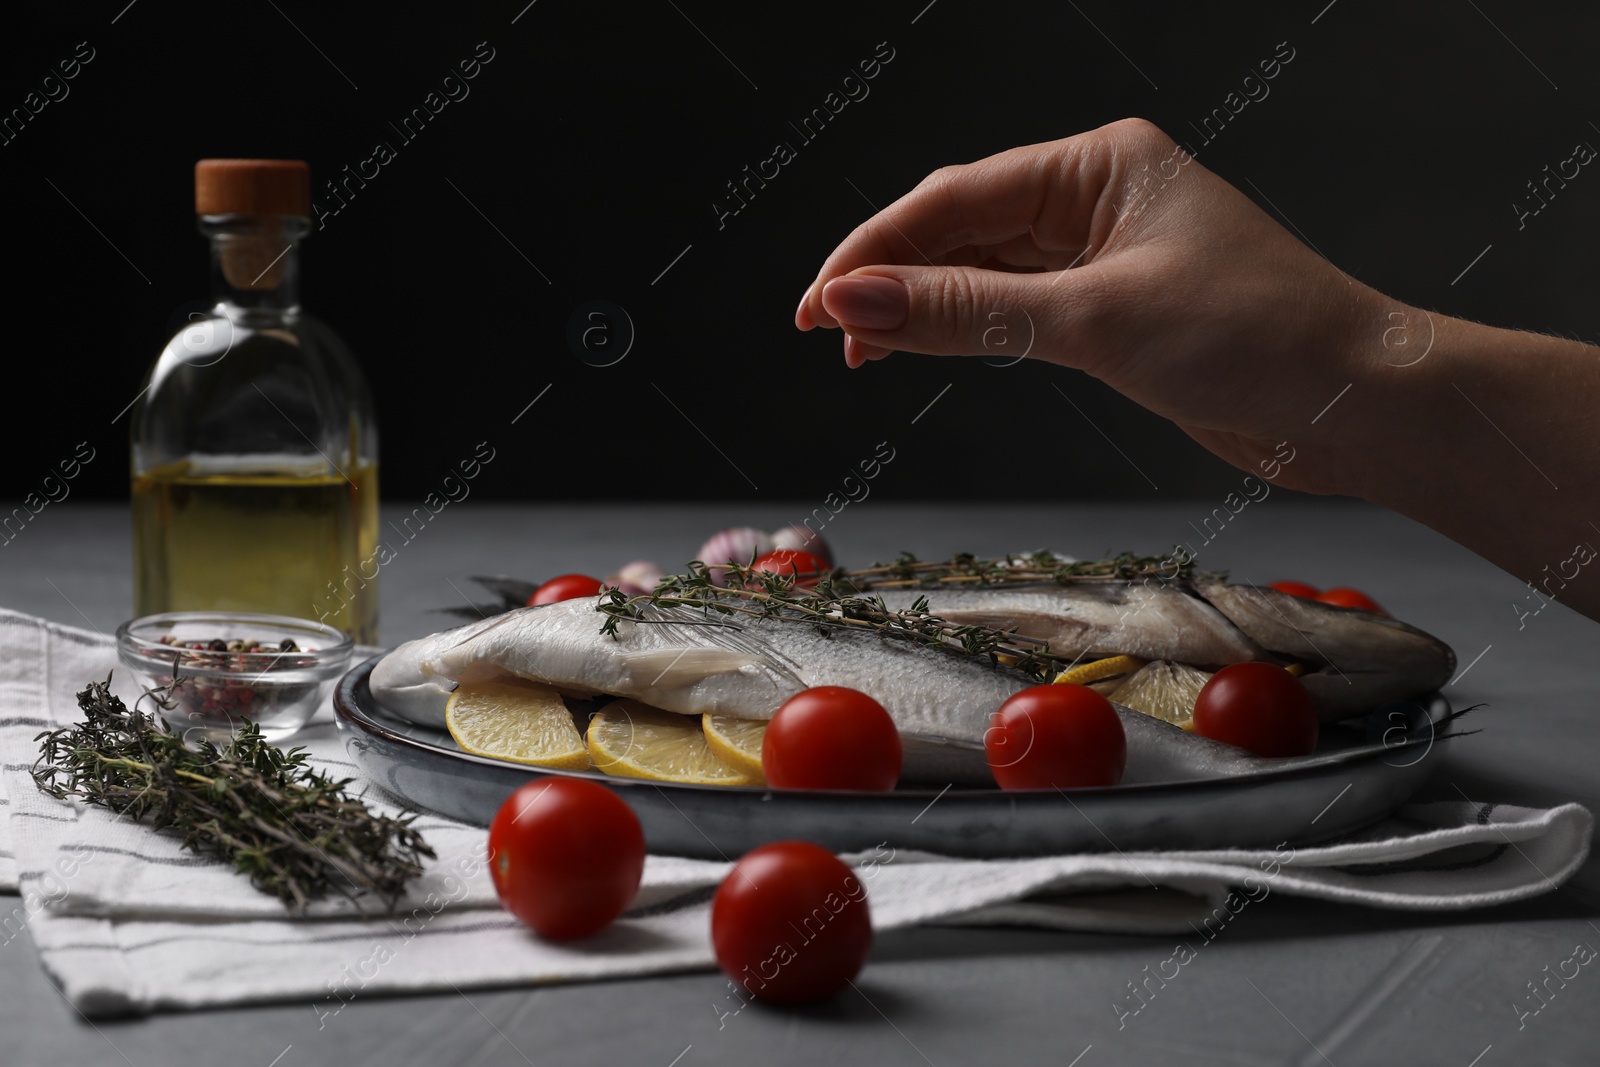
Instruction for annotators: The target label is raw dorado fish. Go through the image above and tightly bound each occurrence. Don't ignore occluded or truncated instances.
[869,580,1454,719]
[369,594,1431,786]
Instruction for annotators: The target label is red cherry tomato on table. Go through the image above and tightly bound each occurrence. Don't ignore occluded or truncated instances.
[1314,587,1387,615]
[749,549,831,587]
[1192,663,1319,758]
[762,686,902,791]
[1268,580,1320,600]
[984,685,1127,789]
[528,573,604,605]
[712,841,873,1003]
[487,778,645,940]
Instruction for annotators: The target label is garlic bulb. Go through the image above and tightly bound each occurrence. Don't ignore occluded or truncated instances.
[606,559,664,595]
[698,527,774,584]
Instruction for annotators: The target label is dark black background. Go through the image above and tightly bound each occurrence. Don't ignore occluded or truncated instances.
[7,0,1599,504]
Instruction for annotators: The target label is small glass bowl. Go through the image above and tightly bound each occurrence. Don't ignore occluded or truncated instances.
[115,612,354,745]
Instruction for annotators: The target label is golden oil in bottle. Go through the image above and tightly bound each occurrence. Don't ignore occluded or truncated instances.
[131,160,379,643]
[133,462,379,642]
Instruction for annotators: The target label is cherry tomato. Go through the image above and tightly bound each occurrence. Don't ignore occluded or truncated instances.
[762,687,902,791]
[749,549,830,587]
[1268,580,1320,600]
[487,778,645,940]
[712,841,872,1002]
[1315,587,1387,615]
[529,573,604,606]
[984,685,1126,789]
[1192,663,1319,758]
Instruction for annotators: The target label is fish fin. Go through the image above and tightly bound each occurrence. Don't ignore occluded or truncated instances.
[469,574,542,606]
[438,608,531,656]
[618,648,773,689]
[637,603,807,685]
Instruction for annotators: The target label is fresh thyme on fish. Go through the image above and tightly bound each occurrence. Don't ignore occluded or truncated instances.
[447,552,1220,619]
[596,559,1077,683]
[32,676,433,912]
[592,550,1224,683]
[838,549,1224,590]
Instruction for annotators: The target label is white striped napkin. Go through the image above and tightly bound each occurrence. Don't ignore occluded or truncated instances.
[0,608,1590,1018]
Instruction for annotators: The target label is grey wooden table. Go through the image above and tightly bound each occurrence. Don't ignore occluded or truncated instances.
[1,500,1594,1066]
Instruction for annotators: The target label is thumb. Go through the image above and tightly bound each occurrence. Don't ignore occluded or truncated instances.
[819,266,1098,363]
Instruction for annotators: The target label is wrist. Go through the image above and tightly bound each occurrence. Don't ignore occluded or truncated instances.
[1295,280,1427,503]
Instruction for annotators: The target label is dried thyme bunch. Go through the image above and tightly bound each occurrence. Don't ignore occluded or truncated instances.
[32,676,433,912]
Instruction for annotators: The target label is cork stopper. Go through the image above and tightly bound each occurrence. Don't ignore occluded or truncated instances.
[195,159,310,217]
[195,160,309,291]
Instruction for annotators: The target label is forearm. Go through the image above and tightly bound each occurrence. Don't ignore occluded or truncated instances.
[1345,299,1600,623]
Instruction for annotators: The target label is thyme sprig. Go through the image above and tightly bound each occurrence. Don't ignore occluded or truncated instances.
[838,548,1223,590]
[596,550,1220,682]
[32,676,434,913]
[599,559,1098,682]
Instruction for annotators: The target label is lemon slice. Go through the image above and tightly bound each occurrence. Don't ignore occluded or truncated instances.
[702,713,767,783]
[587,700,759,786]
[1053,654,1143,687]
[1109,660,1213,730]
[445,680,590,769]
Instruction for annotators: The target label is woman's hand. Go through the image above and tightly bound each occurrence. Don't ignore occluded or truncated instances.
[800,118,1600,625]
[796,118,1388,498]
